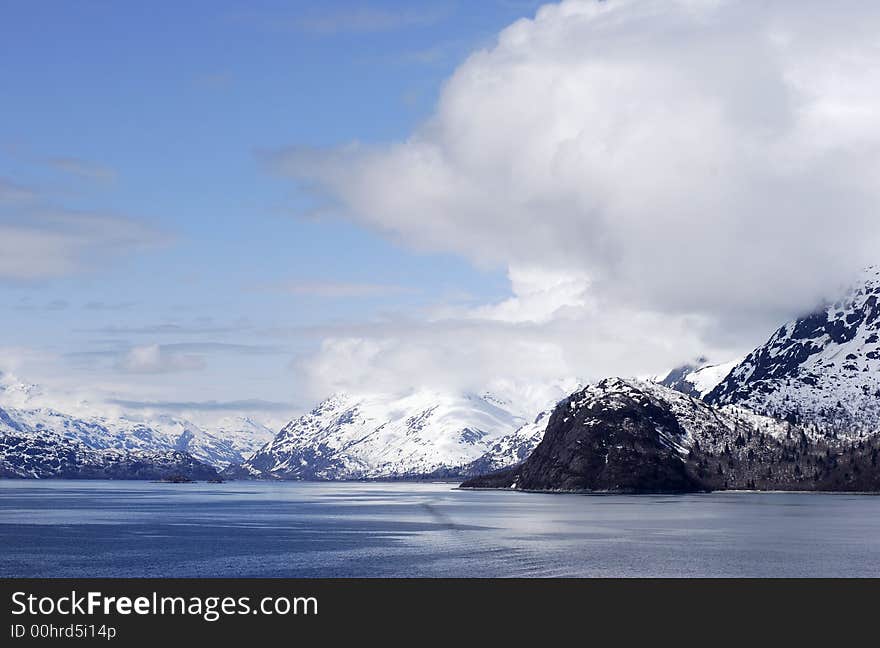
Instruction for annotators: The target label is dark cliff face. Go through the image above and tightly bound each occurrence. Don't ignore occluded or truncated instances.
[513,383,702,493]
[463,379,704,493]
[461,378,880,493]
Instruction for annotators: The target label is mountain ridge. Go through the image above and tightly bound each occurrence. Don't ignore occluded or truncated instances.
[707,268,880,434]
[8,271,880,488]
[462,378,880,493]
[237,390,533,480]
[0,373,275,469]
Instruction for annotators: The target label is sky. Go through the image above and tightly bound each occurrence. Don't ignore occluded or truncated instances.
[3,0,880,425]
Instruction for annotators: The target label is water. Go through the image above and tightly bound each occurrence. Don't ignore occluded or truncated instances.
[2,480,880,577]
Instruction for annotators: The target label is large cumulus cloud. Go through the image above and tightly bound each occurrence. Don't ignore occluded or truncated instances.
[276,0,880,398]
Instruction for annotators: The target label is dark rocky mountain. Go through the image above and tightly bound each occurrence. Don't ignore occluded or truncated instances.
[707,268,880,435]
[462,378,880,493]
[474,380,703,493]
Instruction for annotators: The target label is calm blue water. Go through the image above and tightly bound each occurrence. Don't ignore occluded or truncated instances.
[2,481,880,577]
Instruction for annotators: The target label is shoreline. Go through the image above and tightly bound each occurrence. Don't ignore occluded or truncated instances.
[4,479,880,495]
[457,486,880,496]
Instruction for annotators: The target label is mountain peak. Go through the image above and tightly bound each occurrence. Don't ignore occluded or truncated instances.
[242,389,533,480]
[659,357,744,399]
[707,271,880,432]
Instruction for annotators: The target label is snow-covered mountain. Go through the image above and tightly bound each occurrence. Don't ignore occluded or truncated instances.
[11,269,880,485]
[461,410,554,475]
[0,368,567,481]
[707,268,880,435]
[240,390,534,479]
[659,357,743,399]
[120,413,275,467]
[0,405,274,469]
[583,378,794,453]
[0,419,219,480]
[0,372,275,469]
[464,377,880,492]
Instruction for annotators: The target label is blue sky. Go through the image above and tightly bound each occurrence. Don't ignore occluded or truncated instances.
[5,0,871,425]
[0,1,545,414]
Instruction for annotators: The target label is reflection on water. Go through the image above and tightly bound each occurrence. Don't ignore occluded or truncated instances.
[2,480,879,577]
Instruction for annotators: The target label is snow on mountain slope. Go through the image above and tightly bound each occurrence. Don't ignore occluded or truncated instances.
[210,416,278,461]
[1,405,272,469]
[707,268,880,434]
[659,358,742,399]
[132,414,275,467]
[463,410,554,475]
[463,377,875,493]
[0,423,218,480]
[0,372,275,468]
[241,390,529,479]
[579,378,792,453]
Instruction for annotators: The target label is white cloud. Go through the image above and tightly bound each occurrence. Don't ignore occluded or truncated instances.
[298,265,717,410]
[0,354,291,429]
[256,279,415,298]
[273,0,880,399]
[117,345,206,374]
[466,266,591,324]
[276,0,880,322]
[0,210,166,280]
